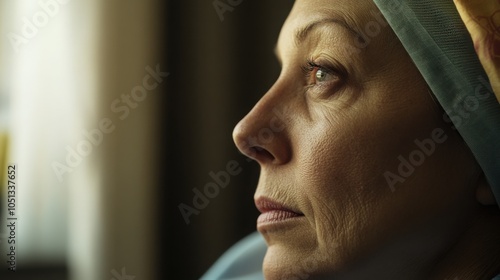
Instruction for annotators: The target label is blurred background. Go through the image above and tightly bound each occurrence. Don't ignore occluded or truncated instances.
[0,0,294,279]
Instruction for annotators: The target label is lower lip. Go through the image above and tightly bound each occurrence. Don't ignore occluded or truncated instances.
[257,210,304,230]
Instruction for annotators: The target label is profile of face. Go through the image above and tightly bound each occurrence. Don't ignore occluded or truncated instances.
[233,0,494,279]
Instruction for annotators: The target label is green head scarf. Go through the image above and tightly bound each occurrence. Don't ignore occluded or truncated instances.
[373,0,500,206]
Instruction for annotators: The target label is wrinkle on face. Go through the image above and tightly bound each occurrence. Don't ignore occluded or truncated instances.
[235,0,483,279]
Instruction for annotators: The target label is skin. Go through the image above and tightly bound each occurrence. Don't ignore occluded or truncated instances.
[232,0,500,279]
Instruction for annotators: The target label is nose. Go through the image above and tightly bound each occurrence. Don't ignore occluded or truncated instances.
[232,84,292,165]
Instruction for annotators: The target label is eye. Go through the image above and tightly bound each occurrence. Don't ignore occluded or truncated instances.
[314,68,329,83]
[302,60,339,86]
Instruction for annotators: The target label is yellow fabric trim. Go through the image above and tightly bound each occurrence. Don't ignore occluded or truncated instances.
[455,0,500,103]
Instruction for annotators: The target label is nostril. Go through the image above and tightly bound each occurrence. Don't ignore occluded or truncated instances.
[248,146,275,162]
[232,111,290,165]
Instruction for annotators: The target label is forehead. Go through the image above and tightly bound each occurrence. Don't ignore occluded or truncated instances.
[277,0,399,63]
[285,0,378,33]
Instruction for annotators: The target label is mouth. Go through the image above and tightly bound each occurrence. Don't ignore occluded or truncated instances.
[255,197,305,231]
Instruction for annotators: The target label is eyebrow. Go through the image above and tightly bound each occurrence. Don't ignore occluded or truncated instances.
[294,18,365,46]
[273,17,366,64]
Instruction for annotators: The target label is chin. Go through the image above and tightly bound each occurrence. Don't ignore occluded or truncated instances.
[263,244,336,280]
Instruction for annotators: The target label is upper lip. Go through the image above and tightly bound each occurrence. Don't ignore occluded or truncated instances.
[255,197,303,215]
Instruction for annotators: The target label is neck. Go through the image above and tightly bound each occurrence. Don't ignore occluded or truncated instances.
[334,205,500,280]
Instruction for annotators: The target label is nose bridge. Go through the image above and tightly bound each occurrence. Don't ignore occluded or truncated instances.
[233,79,293,164]
[251,80,290,126]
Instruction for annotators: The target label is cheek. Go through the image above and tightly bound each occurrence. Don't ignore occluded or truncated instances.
[292,95,450,256]
[296,107,409,210]
[293,119,383,257]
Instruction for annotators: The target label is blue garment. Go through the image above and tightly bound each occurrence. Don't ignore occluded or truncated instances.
[202,232,500,280]
[201,232,265,280]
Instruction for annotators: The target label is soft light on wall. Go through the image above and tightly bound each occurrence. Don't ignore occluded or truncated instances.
[0,0,163,279]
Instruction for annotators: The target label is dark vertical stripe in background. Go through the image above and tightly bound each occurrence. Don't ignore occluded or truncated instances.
[161,1,294,278]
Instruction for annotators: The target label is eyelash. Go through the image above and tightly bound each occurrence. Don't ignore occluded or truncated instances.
[301,59,337,86]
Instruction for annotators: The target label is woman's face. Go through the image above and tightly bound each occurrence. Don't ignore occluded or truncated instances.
[233,0,479,278]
